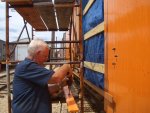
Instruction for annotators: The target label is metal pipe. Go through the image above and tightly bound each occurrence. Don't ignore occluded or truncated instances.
[50,58,69,60]
[69,16,72,63]
[9,41,80,45]
[6,2,11,113]
[56,36,57,59]
[10,21,27,56]
[44,61,80,65]
[23,19,30,42]
[79,0,84,112]
[51,47,69,49]
[32,27,34,40]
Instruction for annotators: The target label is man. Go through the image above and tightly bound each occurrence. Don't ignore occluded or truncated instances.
[12,39,72,113]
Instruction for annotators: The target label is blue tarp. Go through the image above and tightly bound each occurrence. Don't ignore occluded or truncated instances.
[85,68,104,89]
[84,33,104,63]
[83,0,104,34]
[83,0,104,89]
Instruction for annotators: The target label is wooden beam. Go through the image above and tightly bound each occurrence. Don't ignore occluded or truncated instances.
[9,40,80,44]
[44,61,80,65]
[2,0,32,5]
[84,79,114,104]
[55,0,74,4]
[84,61,104,74]
[73,72,114,104]
[34,2,75,7]
[63,86,79,113]
[2,0,31,1]
[84,22,104,40]
[83,0,95,15]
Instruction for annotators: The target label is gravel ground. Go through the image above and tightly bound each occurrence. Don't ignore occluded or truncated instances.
[0,95,68,113]
[0,95,9,113]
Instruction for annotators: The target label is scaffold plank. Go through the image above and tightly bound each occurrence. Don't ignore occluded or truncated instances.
[15,7,47,30]
[55,0,74,31]
[56,7,73,31]
[35,5,57,31]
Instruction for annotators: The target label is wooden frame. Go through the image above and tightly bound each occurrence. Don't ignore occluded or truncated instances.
[84,61,104,74]
[73,72,114,104]
[83,0,95,15]
[84,22,104,40]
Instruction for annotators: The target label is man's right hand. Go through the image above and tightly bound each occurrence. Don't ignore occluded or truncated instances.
[66,76,73,86]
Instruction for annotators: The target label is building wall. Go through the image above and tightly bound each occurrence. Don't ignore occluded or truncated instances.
[0,40,5,61]
[14,38,29,61]
[15,45,28,61]
[104,0,150,113]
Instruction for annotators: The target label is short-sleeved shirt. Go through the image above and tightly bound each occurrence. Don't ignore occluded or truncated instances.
[12,58,54,113]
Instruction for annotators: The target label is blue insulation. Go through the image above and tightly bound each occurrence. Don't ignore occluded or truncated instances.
[84,33,104,63]
[83,0,104,88]
[85,68,104,89]
[82,0,89,10]
[83,0,104,34]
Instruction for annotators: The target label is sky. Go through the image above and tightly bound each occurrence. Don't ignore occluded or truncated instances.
[0,2,64,42]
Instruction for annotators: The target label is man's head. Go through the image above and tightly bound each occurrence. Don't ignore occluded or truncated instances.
[27,39,50,65]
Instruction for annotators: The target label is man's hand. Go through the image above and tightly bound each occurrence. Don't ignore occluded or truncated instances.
[66,76,73,86]
[66,65,73,78]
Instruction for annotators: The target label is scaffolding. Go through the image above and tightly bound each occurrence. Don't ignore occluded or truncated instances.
[4,0,84,113]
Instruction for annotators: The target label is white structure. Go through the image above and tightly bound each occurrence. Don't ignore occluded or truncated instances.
[15,38,29,61]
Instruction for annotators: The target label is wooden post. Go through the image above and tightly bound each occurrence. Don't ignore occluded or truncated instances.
[49,31,55,69]
[6,2,11,113]
[79,0,84,112]
[69,17,72,63]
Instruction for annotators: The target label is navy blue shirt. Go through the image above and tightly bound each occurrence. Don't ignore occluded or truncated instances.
[12,58,54,113]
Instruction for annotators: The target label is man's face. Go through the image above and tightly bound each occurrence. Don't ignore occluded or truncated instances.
[36,46,49,65]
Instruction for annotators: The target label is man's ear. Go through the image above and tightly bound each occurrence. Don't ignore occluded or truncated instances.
[36,50,41,55]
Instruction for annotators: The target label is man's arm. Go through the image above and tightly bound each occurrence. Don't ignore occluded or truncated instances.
[47,64,72,84]
[48,77,69,95]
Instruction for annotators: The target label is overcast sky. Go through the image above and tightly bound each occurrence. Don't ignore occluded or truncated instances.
[0,2,64,42]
